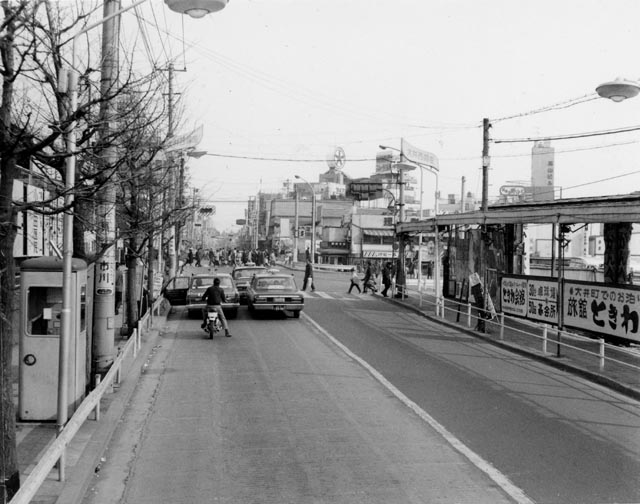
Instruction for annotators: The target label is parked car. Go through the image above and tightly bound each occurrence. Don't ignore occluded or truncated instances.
[163,273,240,318]
[162,276,189,307]
[231,266,268,304]
[246,272,304,318]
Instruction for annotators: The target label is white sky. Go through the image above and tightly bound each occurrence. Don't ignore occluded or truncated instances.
[124,0,640,230]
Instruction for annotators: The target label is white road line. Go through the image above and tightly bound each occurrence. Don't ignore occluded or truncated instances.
[301,311,535,504]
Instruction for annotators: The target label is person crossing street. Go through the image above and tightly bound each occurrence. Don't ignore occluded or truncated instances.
[302,258,315,291]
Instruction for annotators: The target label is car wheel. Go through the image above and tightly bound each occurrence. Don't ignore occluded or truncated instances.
[293,310,301,319]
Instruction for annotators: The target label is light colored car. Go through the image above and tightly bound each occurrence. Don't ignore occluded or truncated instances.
[246,273,304,318]
[231,266,268,304]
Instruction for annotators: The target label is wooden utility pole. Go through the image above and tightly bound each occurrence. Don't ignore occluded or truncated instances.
[482,118,491,212]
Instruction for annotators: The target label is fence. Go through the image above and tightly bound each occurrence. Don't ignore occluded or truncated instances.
[9,297,164,504]
[411,285,640,395]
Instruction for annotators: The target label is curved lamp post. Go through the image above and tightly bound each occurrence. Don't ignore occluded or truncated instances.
[295,175,315,264]
[596,77,640,102]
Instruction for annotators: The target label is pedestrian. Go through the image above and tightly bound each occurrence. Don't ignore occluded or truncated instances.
[187,248,194,266]
[201,277,232,337]
[302,258,315,291]
[381,262,392,297]
[362,261,372,293]
[195,247,202,267]
[348,267,361,294]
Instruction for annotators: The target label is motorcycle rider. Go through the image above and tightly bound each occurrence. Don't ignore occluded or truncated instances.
[201,277,231,337]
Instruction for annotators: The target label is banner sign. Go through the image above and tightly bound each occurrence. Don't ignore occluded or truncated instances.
[563,280,640,342]
[501,275,559,324]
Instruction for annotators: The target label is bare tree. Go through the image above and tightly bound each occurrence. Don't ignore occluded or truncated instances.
[0,2,183,497]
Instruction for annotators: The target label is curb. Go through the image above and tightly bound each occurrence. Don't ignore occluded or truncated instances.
[385,296,640,402]
[54,315,167,504]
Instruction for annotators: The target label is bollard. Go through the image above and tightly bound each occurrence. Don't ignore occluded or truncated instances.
[94,375,101,421]
[599,338,605,370]
[542,325,548,354]
[467,303,472,328]
[499,312,505,340]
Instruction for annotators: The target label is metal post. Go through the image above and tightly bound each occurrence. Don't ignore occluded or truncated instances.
[294,190,299,263]
[599,338,605,369]
[311,191,316,264]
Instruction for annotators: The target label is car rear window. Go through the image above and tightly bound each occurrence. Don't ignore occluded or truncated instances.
[191,277,214,288]
[192,276,232,288]
[233,268,265,279]
[256,277,295,290]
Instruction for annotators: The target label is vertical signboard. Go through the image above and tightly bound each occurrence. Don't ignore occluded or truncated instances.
[501,276,528,317]
[564,280,640,343]
[526,278,559,324]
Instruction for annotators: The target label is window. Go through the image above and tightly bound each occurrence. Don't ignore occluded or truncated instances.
[27,286,63,336]
[383,217,393,226]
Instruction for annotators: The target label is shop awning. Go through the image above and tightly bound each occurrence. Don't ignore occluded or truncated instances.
[363,228,395,237]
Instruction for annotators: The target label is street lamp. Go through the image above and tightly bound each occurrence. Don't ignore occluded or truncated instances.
[379,142,440,303]
[295,175,315,264]
[165,0,229,18]
[596,77,640,102]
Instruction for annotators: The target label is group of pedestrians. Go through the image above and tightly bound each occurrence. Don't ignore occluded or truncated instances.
[348,261,394,296]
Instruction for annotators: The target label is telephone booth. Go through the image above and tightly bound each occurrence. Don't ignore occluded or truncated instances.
[19,257,88,421]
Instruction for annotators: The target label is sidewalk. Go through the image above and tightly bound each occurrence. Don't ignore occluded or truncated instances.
[11,308,168,504]
[389,281,640,401]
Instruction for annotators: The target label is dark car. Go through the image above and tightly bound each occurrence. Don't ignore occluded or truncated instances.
[231,266,268,304]
[164,273,240,318]
[246,273,304,318]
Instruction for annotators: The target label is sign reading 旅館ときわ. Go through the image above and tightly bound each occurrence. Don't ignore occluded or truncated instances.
[563,280,640,343]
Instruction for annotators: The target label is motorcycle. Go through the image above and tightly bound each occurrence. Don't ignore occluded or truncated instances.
[205,307,223,338]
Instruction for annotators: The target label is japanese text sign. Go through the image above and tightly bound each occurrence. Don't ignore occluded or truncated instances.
[564,281,640,342]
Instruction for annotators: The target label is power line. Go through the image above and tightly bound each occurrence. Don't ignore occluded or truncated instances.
[494,124,640,144]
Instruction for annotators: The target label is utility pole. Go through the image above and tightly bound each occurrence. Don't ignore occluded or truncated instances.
[93,0,119,374]
[482,118,491,212]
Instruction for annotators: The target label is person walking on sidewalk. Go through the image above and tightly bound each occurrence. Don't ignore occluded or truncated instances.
[302,258,315,291]
[348,267,361,294]
[201,277,232,337]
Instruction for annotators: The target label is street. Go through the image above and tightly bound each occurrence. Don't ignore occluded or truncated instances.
[82,268,640,504]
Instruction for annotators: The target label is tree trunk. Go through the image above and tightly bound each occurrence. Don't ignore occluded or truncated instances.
[0,2,20,499]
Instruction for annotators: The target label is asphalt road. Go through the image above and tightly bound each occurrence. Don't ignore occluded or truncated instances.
[301,269,640,504]
[81,266,640,503]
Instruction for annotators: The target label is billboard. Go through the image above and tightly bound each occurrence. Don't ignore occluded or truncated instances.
[347,179,383,201]
[563,280,640,342]
[501,274,559,324]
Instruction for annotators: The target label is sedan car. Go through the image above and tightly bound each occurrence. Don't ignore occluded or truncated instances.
[164,273,239,318]
[231,266,268,304]
[246,273,304,318]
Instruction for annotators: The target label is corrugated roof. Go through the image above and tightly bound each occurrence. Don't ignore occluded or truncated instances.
[398,193,640,233]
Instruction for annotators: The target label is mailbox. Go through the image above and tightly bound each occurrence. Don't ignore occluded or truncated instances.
[19,257,87,421]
